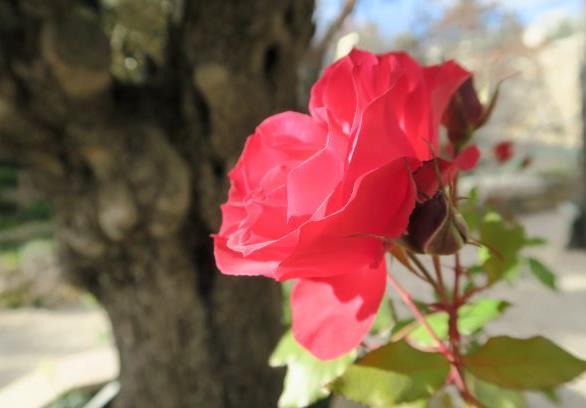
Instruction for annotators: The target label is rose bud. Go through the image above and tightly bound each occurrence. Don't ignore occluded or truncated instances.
[493,140,514,164]
[402,192,469,256]
[442,77,500,149]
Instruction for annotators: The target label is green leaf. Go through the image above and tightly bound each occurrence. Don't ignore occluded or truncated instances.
[330,340,449,407]
[504,260,522,283]
[524,237,546,246]
[478,213,526,283]
[407,313,448,346]
[458,299,511,334]
[540,387,561,405]
[396,400,428,408]
[281,281,293,324]
[468,265,485,275]
[466,373,527,408]
[463,336,586,389]
[269,330,355,408]
[461,187,480,232]
[429,390,455,407]
[405,299,510,346]
[527,257,557,290]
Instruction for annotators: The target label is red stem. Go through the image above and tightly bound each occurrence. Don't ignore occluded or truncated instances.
[449,246,484,407]
[384,253,451,358]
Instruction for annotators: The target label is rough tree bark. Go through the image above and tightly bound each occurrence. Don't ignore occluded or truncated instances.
[0,0,314,406]
[570,58,586,248]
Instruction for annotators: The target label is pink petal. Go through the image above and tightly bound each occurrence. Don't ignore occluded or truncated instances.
[229,112,326,191]
[309,57,356,126]
[278,158,416,280]
[413,158,456,201]
[286,131,347,221]
[291,259,387,359]
[346,88,417,185]
[413,146,479,200]
[214,235,280,278]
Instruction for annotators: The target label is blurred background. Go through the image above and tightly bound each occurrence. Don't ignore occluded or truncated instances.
[0,0,585,407]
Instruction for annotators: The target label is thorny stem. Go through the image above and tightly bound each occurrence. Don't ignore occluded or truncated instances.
[386,252,484,407]
[384,253,450,357]
[385,161,486,406]
[460,283,490,304]
[385,180,485,407]
[449,173,484,407]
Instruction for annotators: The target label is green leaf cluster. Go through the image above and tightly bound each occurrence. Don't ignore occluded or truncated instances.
[392,299,510,346]
[478,212,526,283]
[463,207,558,290]
[330,340,449,407]
[269,330,355,408]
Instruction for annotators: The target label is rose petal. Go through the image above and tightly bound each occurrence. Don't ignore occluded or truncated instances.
[423,61,471,144]
[413,145,480,201]
[230,112,326,191]
[309,57,356,126]
[291,259,386,359]
[455,145,480,171]
[214,235,280,278]
[413,158,456,201]
[346,88,418,185]
[278,158,416,280]
[286,131,347,221]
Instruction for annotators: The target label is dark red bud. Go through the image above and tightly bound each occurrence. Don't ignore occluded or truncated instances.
[402,192,468,256]
[443,77,483,148]
[443,77,501,149]
[493,141,514,164]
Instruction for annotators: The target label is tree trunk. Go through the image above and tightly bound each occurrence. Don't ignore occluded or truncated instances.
[570,56,586,248]
[83,236,284,407]
[0,1,315,406]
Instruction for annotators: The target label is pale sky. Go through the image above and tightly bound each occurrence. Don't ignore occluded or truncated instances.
[315,0,584,38]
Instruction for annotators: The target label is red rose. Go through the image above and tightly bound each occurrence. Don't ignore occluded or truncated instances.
[493,140,514,163]
[214,49,469,359]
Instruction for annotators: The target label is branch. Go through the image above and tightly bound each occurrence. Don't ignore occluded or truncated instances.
[298,0,357,106]
[314,0,357,56]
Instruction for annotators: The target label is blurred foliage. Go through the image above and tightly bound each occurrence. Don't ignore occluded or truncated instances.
[0,165,18,188]
[0,163,52,237]
[391,299,511,347]
[48,387,99,408]
[270,330,355,408]
[0,199,51,231]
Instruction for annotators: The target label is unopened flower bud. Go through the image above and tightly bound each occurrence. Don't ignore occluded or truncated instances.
[443,77,500,149]
[493,141,514,164]
[402,192,468,256]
